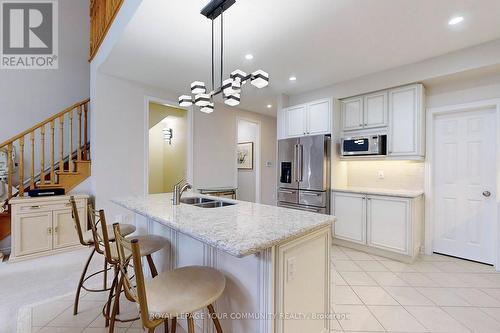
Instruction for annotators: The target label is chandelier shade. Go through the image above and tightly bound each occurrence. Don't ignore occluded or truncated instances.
[250,70,269,88]
[224,93,240,106]
[178,95,193,107]
[200,102,215,113]
[194,93,211,107]
[191,81,206,94]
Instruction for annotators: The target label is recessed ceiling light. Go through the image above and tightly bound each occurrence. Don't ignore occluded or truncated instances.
[289,76,297,81]
[267,104,272,108]
[245,54,254,60]
[448,16,464,25]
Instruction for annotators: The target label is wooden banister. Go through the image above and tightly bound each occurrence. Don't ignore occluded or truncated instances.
[0,99,89,148]
[89,0,125,61]
[0,98,90,202]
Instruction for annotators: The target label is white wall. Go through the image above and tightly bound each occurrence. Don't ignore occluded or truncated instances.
[0,0,90,142]
[345,161,424,191]
[237,120,258,202]
[289,39,500,106]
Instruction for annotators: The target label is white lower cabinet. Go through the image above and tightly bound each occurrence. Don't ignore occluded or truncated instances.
[333,192,366,244]
[367,196,410,254]
[10,194,89,261]
[333,191,423,261]
[14,211,53,257]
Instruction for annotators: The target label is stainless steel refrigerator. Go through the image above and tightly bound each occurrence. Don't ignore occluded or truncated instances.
[277,134,331,214]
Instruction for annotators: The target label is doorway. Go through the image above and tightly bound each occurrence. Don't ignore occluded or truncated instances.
[148,102,188,194]
[237,119,260,202]
[432,107,497,264]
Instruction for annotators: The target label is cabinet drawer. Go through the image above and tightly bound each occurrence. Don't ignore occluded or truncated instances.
[299,190,327,207]
[18,200,85,213]
[278,188,298,203]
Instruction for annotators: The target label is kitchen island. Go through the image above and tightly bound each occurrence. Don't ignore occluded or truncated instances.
[113,193,333,333]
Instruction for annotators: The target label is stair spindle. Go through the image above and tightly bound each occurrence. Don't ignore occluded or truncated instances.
[84,102,88,160]
[7,143,13,199]
[59,115,64,173]
[30,132,35,190]
[69,110,74,172]
[19,137,25,197]
[40,126,46,185]
[77,106,82,161]
[50,120,55,184]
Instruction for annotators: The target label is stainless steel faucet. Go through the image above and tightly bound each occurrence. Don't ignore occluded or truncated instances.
[173,179,192,205]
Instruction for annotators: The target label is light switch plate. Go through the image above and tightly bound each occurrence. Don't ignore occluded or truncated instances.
[265,161,272,167]
[377,170,385,179]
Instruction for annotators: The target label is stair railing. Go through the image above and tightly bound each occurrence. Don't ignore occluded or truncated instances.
[0,98,90,201]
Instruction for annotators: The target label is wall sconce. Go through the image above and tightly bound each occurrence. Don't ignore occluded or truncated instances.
[163,128,173,144]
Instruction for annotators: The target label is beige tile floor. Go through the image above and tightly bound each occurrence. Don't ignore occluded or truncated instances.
[15,245,500,333]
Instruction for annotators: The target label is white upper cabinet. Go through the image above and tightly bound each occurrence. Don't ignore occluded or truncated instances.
[388,84,425,157]
[277,108,286,140]
[285,104,307,137]
[364,91,388,129]
[307,99,331,135]
[341,97,364,131]
[282,99,331,138]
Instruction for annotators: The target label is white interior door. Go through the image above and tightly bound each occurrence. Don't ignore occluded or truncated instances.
[433,108,497,264]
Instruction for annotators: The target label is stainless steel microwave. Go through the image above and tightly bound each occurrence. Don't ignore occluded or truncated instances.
[341,135,387,156]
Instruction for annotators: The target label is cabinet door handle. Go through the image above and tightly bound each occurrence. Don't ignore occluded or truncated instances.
[54,226,58,233]
[31,205,41,209]
[47,227,52,235]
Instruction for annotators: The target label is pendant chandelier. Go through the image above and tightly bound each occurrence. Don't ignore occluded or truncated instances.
[178,0,269,113]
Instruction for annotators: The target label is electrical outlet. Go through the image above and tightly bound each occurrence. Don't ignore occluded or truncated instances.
[265,161,272,167]
[287,257,296,282]
[377,170,385,179]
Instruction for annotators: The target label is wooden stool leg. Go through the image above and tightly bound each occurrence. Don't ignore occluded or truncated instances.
[187,314,195,333]
[164,319,169,333]
[73,248,95,315]
[146,254,158,277]
[207,304,223,333]
[171,317,177,333]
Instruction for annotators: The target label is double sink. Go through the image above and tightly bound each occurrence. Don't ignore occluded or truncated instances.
[180,197,236,208]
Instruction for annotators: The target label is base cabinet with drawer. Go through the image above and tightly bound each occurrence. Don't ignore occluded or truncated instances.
[10,195,89,262]
[333,191,423,261]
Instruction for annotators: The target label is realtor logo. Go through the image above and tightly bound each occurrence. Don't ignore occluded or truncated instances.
[1,0,58,69]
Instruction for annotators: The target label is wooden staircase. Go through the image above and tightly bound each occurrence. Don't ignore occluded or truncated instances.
[0,99,91,244]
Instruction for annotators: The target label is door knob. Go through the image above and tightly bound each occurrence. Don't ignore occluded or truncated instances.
[483,191,491,197]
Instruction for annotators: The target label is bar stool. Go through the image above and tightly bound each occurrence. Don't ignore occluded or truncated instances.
[70,196,136,315]
[112,223,226,333]
[95,209,170,331]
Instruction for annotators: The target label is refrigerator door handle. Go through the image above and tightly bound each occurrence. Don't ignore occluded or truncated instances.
[293,144,297,182]
[298,144,304,181]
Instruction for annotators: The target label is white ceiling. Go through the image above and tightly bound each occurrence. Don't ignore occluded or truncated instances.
[100,0,500,116]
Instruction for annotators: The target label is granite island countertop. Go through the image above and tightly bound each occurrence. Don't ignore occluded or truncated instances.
[112,193,334,258]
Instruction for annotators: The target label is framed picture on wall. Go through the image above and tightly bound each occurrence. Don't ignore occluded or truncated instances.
[237,142,254,170]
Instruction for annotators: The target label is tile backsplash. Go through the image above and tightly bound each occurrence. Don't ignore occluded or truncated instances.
[346,160,424,190]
